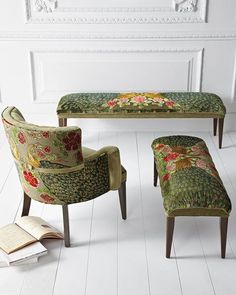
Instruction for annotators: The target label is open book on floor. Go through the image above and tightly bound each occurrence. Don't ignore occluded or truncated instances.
[0,216,63,254]
[0,242,47,267]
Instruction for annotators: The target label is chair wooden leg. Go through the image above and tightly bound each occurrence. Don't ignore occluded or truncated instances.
[58,118,67,127]
[118,181,127,220]
[166,217,175,258]
[154,159,158,187]
[213,118,218,136]
[21,192,31,217]
[219,118,224,149]
[220,217,228,259]
[62,204,70,247]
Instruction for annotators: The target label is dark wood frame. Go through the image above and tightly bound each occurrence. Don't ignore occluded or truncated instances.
[165,216,228,259]
[213,118,224,149]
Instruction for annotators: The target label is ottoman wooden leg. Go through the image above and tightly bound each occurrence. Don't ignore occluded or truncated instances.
[220,217,228,259]
[58,118,67,127]
[219,118,224,149]
[213,118,218,136]
[118,181,127,220]
[62,204,70,247]
[166,217,175,258]
[154,159,158,187]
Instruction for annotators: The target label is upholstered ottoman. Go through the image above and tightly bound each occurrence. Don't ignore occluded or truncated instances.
[57,92,226,148]
[152,135,231,258]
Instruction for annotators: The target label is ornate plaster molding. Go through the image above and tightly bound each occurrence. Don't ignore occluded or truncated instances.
[34,0,57,13]
[25,0,207,24]
[174,0,198,12]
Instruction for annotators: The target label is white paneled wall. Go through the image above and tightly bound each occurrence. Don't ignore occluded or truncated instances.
[0,0,236,131]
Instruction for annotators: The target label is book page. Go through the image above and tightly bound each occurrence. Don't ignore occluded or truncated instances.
[0,224,36,254]
[16,216,63,240]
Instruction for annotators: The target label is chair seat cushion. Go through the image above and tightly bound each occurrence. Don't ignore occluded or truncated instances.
[57,92,226,118]
[152,135,231,217]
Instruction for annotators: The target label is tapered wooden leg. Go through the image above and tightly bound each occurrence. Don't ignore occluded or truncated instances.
[21,192,31,217]
[166,217,175,258]
[213,118,218,136]
[154,159,158,187]
[220,217,228,258]
[118,181,127,220]
[62,205,70,247]
[219,118,224,149]
[58,118,67,127]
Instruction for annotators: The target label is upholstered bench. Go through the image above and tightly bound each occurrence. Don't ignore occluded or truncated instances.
[57,92,226,148]
[152,135,231,258]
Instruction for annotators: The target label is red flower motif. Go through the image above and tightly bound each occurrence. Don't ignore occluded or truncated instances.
[42,131,49,138]
[44,146,51,153]
[163,173,170,181]
[107,100,117,108]
[18,132,26,144]
[40,194,54,203]
[63,132,81,151]
[165,101,175,107]
[23,171,39,187]
[164,152,180,162]
[37,151,45,159]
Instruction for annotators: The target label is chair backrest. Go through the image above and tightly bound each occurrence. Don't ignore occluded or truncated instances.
[1,106,83,204]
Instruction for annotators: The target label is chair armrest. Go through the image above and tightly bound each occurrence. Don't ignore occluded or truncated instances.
[83,146,122,190]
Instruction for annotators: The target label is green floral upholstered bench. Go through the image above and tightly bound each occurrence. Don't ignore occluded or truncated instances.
[57,92,226,148]
[152,135,231,258]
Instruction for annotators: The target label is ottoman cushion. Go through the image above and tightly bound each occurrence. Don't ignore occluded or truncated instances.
[152,135,231,217]
[57,92,226,118]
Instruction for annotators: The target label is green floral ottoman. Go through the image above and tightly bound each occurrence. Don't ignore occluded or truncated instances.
[57,92,226,148]
[152,135,231,258]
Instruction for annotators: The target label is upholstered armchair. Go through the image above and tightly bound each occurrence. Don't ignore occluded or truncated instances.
[1,107,127,246]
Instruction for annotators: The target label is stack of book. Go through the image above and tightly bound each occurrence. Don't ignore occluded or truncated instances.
[0,216,63,267]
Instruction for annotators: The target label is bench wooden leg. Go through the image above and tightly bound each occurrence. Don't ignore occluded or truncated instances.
[154,159,158,187]
[21,192,31,217]
[166,217,175,258]
[213,118,218,136]
[219,118,224,149]
[220,217,228,258]
[62,204,70,247]
[118,181,127,220]
[58,118,67,127]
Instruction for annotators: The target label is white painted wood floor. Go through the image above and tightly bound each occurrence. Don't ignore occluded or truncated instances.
[1,130,236,295]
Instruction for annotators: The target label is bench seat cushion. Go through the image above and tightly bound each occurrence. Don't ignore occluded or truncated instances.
[152,136,231,217]
[57,92,226,118]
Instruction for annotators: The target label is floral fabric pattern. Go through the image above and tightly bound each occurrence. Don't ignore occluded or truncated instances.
[57,92,226,117]
[152,135,231,217]
[154,140,220,184]
[101,93,181,111]
[1,107,125,206]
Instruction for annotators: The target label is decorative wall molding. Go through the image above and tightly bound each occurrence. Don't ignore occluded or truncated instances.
[25,0,207,24]
[174,0,198,12]
[1,31,236,41]
[35,0,57,13]
[30,48,203,103]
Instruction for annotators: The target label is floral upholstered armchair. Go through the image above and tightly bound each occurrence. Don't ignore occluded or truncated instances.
[1,107,127,246]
